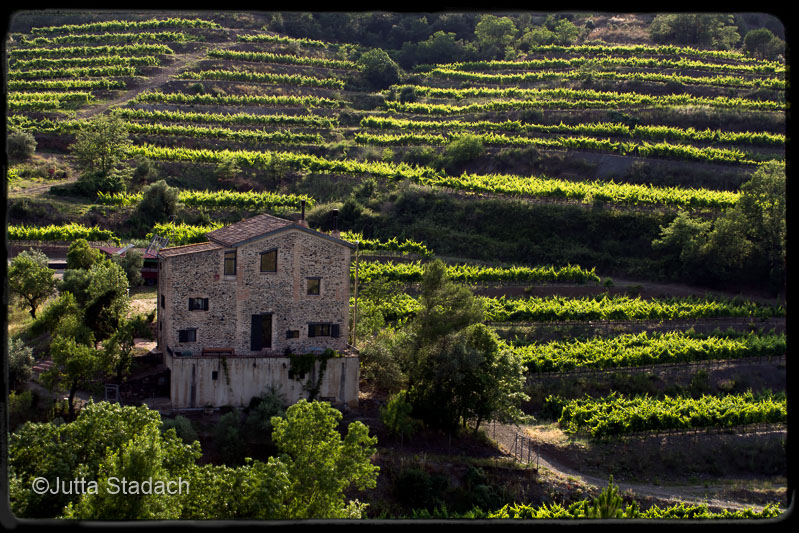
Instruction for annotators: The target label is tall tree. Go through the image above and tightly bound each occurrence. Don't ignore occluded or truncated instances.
[71,114,132,177]
[9,249,58,319]
[271,399,378,519]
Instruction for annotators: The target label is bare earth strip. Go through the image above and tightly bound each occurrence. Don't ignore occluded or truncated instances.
[489,421,785,513]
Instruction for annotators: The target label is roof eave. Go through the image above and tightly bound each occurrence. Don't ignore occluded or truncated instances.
[207,223,357,250]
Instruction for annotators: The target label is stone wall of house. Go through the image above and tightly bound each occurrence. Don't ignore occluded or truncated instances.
[158,228,352,357]
[165,353,360,409]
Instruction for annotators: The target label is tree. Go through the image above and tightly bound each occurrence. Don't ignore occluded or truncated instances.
[42,333,103,418]
[112,248,144,287]
[7,129,37,161]
[408,323,528,432]
[743,28,785,59]
[83,260,131,344]
[66,238,104,270]
[474,14,517,56]
[9,249,58,319]
[652,161,785,293]
[135,179,179,223]
[9,401,200,519]
[444,134,485,172]
[650,13,740,50]
[103,317,137,380]
[271,399,379,519]
[71,114,132,178]
[398,260,530,432]
[8,337,35,389]
[357,48,401,89]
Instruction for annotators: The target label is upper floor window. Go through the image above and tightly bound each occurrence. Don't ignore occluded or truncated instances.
[224,251,237,276]
[307,277,321,295]
[260,249,277,272]
[189,297,209,311]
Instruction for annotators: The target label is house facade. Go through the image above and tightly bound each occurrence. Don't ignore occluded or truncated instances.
[156,213,359,409]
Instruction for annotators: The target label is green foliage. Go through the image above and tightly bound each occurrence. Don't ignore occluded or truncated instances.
[7,129,37,161]
[398,260,528,432]
[214,411,245,465]
[66,238,103,270]
[552,390,787,439]
[81,260,131,343]
[8,248,58,319]
[271,399,378,519]
[586,477,624,518]
[380,391,422,441]
[357,48,401,89]
[650,13,741,50]
[652,161,785,292]
[42,334,102,417]
[443,134,485,171]
[161,415,198,445]
[112,248,144,287]
[744,28,785,60]
[8,337,35,387]
[474,15,517,55]
[514,330,786,373]
[135,179,179,224]
[8,390,36,432]
[244,387,286,439]
[71,114,132,178]
[8,401,201,518]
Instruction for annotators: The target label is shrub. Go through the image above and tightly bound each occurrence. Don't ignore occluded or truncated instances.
[214,411,245,464]
[7,130,37,161]
[162,415,199,444]
[8,338,35,388]
[380,391,422,443]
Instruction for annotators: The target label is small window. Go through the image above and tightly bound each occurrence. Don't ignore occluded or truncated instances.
[307,277,321,295]
[160,294,165,308]
[308,323,331,337]
[212,371,218,381]
[260,249,277,272]
[189,297,209,311]
[286,329,299,339]
[224,251,237,276]
[178,329,197,343]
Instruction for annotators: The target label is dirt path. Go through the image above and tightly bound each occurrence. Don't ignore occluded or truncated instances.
[489,422,781,513]
[74,36,240,120]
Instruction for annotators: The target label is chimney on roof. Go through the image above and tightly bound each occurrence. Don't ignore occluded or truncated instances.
[299,200,308,227]
[331,209,340,238]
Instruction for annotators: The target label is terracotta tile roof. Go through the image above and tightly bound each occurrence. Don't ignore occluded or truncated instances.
[158,241,222,258]
[205,213,296,247]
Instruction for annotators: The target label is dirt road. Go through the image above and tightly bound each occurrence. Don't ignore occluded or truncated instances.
[489,422,784,513]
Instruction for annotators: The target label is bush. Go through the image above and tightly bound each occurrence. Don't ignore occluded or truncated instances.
[112,249,144,287]
[7,130,37,161]
[8,338,35,388]
[214,411,245,465]
[380,391,422,442]
[357,48,401,89]
[162,415,199,444]
[8,390,36,432]
[393,467,448,511]
[444,134,485,173]
[244,387,286,440]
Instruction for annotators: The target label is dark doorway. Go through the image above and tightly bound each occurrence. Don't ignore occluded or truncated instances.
[250,313,273,351]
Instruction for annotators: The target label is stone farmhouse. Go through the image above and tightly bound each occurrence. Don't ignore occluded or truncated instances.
[156,212,360,410]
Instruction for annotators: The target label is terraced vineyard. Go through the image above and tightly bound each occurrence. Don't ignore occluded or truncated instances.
[5,11,787,520]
